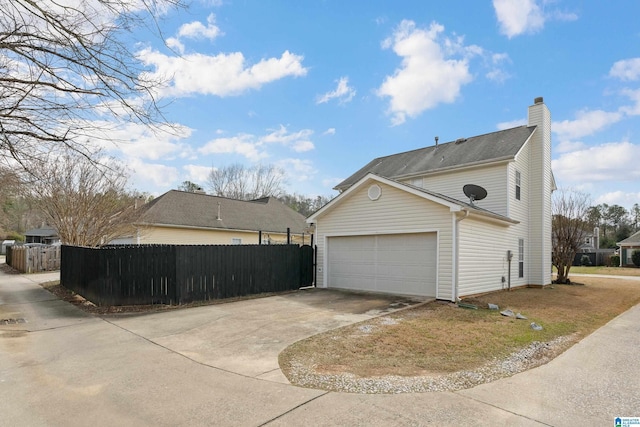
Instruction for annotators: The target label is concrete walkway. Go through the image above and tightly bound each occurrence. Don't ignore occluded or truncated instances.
[568,273,640,281]
[1,269,639,426]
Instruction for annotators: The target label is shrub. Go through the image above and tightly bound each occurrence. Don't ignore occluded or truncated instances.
[610,255,620,266]
[632,250,640,267]
[5,232,24,242]
[580,255,592,266]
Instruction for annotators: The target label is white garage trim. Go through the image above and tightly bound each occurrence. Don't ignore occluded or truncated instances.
[322,229,440,297]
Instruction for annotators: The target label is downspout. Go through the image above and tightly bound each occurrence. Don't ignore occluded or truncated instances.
[453,208,470,302]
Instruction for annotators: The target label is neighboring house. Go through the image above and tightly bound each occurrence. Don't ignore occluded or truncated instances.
[578,227,600,253]
[617,230,640,266]
[307,98,554,301]
[129,190,310,245]
[24,226,60,245]
[573,226,614,266]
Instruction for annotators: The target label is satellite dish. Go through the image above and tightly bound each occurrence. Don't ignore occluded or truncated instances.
[463,184,487,204]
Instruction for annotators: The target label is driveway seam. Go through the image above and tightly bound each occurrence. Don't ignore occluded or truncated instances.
[454,392,553,426]
[257,391,330,426]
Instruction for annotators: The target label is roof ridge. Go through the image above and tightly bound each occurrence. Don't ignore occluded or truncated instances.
[369,125,534,161]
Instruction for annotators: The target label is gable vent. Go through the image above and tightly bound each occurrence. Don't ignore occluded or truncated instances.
[368,184,382,201]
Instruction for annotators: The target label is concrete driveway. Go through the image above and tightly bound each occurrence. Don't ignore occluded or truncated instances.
[2,268,639,426]
[105,289,424,382]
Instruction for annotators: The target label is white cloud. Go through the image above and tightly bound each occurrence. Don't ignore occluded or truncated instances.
[550,9,578,22]
[262,125,314,151]
[139,49,307,98]
[493,0,545,38]
[183,164,212,184]
[555,140,585,154]
[552,141,640,183]
[493,0,576,38]
[177,13,222,41]
[595,191,640,208]
[166,37,185,54]
[552,109,623,141]
[620,88,640,116]
[109,122,193,160]
[292,140,314,152]
[127,158,180,191]
[197,125,315,161]
[486,53,511,83]
[377,20,473,125]
[609,58,640,81]
[277,158,316,182]
[323,128,336,135]
[496,118,526,130]
[67,119,193,161]
[316,77,356,104]
[198,134,266,161]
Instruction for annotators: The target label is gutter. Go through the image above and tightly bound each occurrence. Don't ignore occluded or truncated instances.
[453,208,470,302]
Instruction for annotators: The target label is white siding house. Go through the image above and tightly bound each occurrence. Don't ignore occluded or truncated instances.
[308,98,554,300]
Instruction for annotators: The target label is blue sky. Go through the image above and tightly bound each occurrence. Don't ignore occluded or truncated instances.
[110,0,640,210]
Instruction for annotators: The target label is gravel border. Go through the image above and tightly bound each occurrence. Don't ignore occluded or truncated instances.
[284,335,575,394]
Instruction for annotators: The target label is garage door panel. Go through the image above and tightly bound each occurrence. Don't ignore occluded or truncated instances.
[327,233,437,297]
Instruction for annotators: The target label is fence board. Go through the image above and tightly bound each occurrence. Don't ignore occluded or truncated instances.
[6,246,61,273]
[61,244,314,306]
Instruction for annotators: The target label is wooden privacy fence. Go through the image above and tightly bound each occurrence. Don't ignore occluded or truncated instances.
[61,244,315,306]
[6,245,61,273]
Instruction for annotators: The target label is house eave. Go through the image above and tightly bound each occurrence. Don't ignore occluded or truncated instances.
[466,209,519,226]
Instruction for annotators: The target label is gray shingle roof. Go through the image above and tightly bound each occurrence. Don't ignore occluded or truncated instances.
[335,126,536,190]
[24,227,58,237]
[618,230,640,245]
[137,190,308,234]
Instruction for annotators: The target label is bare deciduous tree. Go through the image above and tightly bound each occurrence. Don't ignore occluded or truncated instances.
[207,164,286,200]
[552,189,592,284]
[277,193,333,217]
[27,150,141,246]
[0,0,183,169]
[0,166,21,233]
[177,180,203,192]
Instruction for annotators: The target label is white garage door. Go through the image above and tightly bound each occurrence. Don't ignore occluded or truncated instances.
[327,233,437,297]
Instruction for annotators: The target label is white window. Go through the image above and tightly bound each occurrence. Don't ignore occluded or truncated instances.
[515,170,521,200]
[518,238,524,278]
[231,238,242,245]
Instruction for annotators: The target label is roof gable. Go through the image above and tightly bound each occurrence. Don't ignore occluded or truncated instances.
[618,230,640,245]
[336,126,535,190]
[308,173,518,226]
[138,190,307,234]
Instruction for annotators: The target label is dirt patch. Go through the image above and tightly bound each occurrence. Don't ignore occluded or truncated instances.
[279,277,640,392]
[0,263,21,274]
[39,281,296,317]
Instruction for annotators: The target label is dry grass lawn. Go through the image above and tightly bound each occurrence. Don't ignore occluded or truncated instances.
[280,277,640,380]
